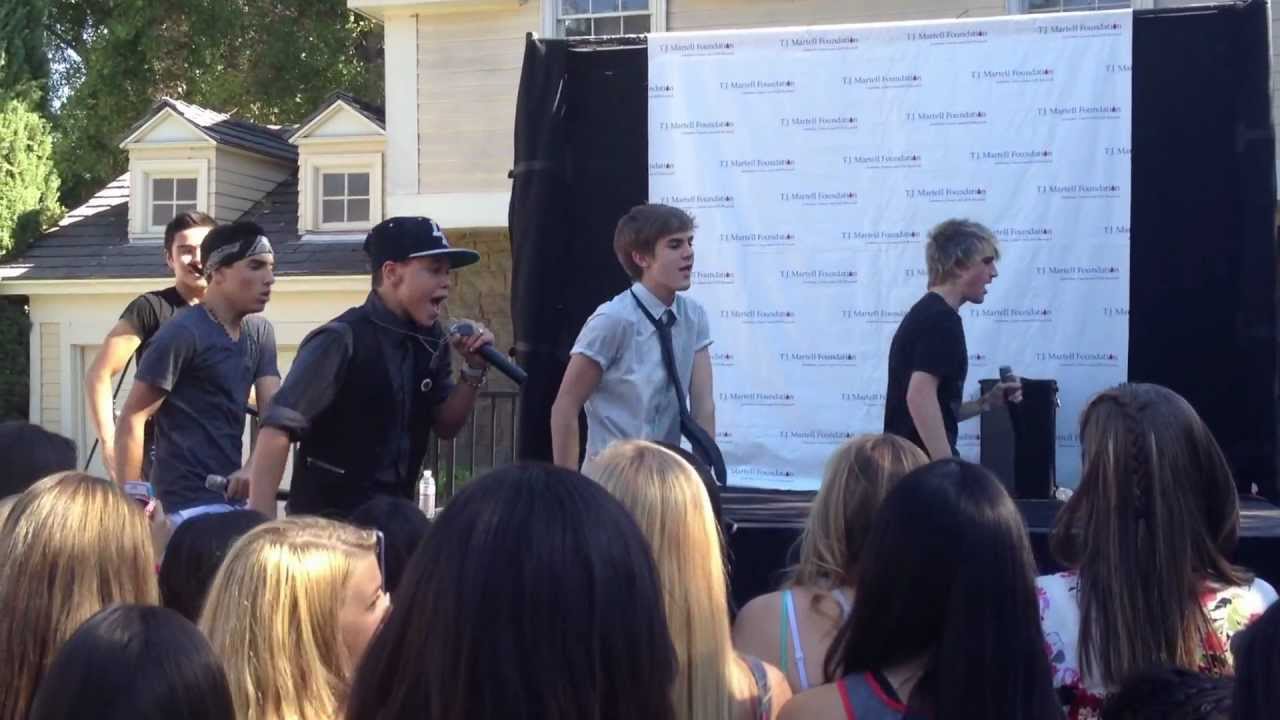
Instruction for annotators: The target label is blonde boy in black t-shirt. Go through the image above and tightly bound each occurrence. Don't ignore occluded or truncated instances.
[884,219,1022,460]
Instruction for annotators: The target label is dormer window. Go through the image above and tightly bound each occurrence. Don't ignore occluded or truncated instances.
[321,171,372,226]
[288,94,386,238]
[150,176,199,229]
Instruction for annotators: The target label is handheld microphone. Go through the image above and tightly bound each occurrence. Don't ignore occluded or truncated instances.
[449,321,527,385]
[206,474,229,494]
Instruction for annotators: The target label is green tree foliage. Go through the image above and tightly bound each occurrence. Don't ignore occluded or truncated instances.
[0,297,30,421]
[0,98,62,260]
[48,0,384,207]
[0,0,51,109]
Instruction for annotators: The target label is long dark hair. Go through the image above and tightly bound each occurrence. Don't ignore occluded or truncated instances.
[159,509,267,622]
[345,463,677,720]
[1052,383,1249,687]
[825,459,1062,720]
[28,605,234,720]
[1231,601,1280,720]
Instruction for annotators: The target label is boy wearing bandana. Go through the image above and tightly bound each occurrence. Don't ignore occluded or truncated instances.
[114,221,281,527]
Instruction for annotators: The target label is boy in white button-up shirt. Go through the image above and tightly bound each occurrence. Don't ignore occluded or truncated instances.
[551,204,716,470]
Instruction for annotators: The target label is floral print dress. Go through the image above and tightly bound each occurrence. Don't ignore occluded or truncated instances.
[1035,571,1277,720]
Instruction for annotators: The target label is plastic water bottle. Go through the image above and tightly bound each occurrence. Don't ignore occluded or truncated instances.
[417,469,436,518]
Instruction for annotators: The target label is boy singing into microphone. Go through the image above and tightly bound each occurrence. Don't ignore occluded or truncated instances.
[244,217,494,519]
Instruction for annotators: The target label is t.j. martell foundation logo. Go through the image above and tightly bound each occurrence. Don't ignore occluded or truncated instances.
[719,392,797,407]
[720,157,797,173]
[842,229,920,245]
[968,307,1052,323]
[657,193,734,209]
[780,115,858,131]
[780,190,858,206]
[779,34,860,51]
[841,391,887,406]
[905,110,987,126]
[778,429,857,444]
[710,351,736,367]
[842,308,907,324]
[1036,351,1121,367]
[719,308,798,325]
[970,67,1054,83]
[842,73,923,90]
[907,28,989,43]
[779,269,858,285]
[969,149,1052,165]
[969,352,990,366]
[692,270,735,285]
[658,119,734,135]
[1035,264,1121,280]
[906,186,987,202]
[655,40,735,56]
[1037,104,1122,120]
[1036,182,1122,199]
[1036,20,1124,35]
[647,82,675,98]
[648,161,676,176]
[718,231,798,247]
[844,152,923,170]
[993,226,1053,243]
[719,79,797,94]
[778,351,857,366]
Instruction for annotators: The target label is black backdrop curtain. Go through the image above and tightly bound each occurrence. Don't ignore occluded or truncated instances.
[510,2,1278,498]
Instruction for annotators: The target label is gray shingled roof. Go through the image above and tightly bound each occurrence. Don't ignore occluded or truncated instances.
[122,98,298,163]
[0,172,367,281]
[288,91,385,140]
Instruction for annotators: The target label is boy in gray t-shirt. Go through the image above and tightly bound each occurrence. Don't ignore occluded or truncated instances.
[116,221,281,527]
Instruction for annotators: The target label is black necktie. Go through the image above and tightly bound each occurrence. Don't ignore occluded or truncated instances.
[655,309,690,418]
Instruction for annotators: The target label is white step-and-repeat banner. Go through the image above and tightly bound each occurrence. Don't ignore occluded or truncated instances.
[648,11,1132,490]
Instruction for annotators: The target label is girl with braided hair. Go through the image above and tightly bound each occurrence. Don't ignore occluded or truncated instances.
[1037,383,1277,719]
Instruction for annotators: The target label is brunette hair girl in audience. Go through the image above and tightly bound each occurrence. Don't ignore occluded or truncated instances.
[0,472,160,719]
[780,459,1062,720]
[346,463,677,720]
[1101,667,1233,720]
[0,421,76,498]
[200,517,389,720]
[1230,600,1280,720]
[29,605,234,720]
[733,434,927,691]
[349,495,430,594]
[160,509,268,622]
[1039,383,1277,718]
[590,440,792,720]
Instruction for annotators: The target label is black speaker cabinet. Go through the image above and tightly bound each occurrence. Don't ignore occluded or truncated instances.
[979,378,1059,499]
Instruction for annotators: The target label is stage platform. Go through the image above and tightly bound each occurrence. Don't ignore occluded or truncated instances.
[723,488,1280,610]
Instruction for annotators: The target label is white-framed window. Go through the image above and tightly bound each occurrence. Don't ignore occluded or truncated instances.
[320,171,371,226]
[149,176,199,229]
[1008,0,1133,11]
[128,158,210,240]
[544,0,664,38]
[300,154,383,233]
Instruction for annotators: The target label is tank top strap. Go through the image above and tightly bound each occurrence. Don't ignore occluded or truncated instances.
[837,671,907,720]
[782,590,811,690]
[744,655,773,720]
[831,587,853,619]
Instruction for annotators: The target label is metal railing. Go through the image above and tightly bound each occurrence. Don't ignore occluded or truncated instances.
[425,388,520,500]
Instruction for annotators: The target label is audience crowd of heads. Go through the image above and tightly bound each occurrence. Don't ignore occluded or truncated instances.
[0,380,1277,720]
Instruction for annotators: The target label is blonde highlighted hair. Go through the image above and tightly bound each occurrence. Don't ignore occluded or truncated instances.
[589,440,751,720]
[787,434,928,589]
[0,472,159,719]
[199,516,379,720]
[926,219,999,287]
